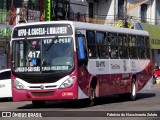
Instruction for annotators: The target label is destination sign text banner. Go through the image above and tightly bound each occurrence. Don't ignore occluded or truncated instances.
[12,24,73,38]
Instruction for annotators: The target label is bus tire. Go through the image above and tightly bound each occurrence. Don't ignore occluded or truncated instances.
[129,78,136,100]
[87,85,96,107]
[32,100,45,108]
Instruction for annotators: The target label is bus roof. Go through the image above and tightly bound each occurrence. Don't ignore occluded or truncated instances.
[13,21,149,36]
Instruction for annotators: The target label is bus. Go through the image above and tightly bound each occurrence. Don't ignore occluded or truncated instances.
[11,21,152,107]
[0,69,12,99]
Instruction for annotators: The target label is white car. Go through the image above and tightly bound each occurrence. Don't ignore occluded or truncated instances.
[0,69,12,99]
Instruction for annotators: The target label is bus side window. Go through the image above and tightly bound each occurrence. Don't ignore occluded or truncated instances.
[76,35,88,66]
[86,30,97,58]
[137,36,146,59]
[118,34,128,58]
[0,71,11,80]
[108,33,118,59]
[129,36,136,47]
[110,46,118,58]
[96,31,109,58]
[129,36,138,59]
[77,35,87,60]
[145,37,150,59]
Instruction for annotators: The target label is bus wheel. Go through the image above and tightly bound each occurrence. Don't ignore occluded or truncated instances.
[130,78,136,100]
[32,100,45,108]
[88,86,96,107]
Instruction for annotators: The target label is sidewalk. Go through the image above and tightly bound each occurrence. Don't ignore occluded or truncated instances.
[142,80,160,93]
[142,79,153,90]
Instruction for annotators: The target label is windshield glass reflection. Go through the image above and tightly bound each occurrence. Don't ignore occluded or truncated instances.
[12,37,74,73]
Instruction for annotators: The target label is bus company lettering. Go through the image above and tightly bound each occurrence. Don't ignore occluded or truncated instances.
[96,61,105,67]
[0,84,5,88]
[151,39,160,45]
[15,67,40,72]
[111,64,120,70]
[131,61,137,71]
[122,73,130,79]
[42,66,69,71]
[46,27,67,34]
[18,29,27,36]
[28,28,45,36]
[18,27,67,37]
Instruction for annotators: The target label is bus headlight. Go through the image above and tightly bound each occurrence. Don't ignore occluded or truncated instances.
[60,76,76,88]
[14,80,26,90]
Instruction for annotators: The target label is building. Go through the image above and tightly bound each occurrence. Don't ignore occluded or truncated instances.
[0,0,160,69]
[4,0,158,26]
[0,0,13,69]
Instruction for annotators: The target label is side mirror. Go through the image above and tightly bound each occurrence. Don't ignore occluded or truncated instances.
[77,36,86,60]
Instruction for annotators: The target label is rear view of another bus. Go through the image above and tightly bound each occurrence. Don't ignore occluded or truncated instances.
[0,69,12,99]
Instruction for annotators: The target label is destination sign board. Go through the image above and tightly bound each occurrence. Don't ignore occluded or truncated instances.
[12,24,73,38]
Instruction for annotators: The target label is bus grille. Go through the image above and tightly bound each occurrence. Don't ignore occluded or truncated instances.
[23,76,63,84]
[32,92,54,97]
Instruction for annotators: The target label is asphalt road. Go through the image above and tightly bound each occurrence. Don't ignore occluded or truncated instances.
[0,84,160,120]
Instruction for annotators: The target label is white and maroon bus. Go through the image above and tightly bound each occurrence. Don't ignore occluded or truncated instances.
[11,21,152,107]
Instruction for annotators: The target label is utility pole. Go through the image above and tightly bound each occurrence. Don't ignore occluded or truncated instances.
[124,0,128,28]
[19,0,28,23]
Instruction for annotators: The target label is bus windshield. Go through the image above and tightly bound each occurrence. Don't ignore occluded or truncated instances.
[12,37,74,73]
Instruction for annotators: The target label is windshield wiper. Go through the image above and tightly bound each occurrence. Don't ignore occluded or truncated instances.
[24,38,35,51]
[45,36,58,51]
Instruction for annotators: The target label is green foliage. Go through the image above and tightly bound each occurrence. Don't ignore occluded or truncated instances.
[44,0,51,21]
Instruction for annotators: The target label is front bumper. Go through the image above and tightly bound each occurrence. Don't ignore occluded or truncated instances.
[12,84,78,101]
